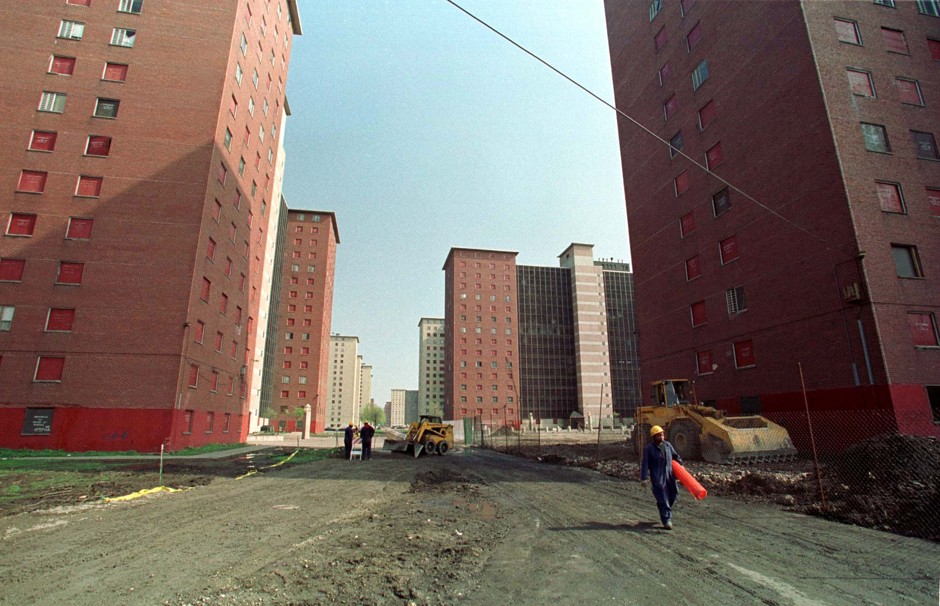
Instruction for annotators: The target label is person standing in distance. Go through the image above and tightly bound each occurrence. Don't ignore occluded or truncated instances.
[343,422,357,460]
[640,425,682,530]
[359,421,375,460]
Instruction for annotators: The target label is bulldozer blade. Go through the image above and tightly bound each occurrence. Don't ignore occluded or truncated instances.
[413,443,423,458]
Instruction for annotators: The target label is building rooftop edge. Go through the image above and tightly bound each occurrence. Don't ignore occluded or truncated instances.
[442,246,519,270]
[286,208,340,243]
[287,0,302,35]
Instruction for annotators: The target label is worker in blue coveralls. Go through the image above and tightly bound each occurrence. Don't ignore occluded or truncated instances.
[640,425,683,530]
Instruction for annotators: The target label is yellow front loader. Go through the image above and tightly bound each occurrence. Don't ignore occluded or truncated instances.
[402,415,454,457]
[633,380,797,464]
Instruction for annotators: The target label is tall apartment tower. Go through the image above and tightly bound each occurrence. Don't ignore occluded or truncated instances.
[404,389,419,424]
[443,248,521,426]
[388,390,406,427]
[0,1,302,451]
[604,0,939,442]
[359,361,373,410]
[516,244,640,426]
[270,210,338,433]
[326,335,361,428]
[418,317,445,417]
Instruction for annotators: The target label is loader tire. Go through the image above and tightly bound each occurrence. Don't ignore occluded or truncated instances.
[424,441,437,455]
[437,442,449,455]
[668,420,701,461]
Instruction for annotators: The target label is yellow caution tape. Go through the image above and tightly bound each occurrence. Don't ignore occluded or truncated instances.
[237,449,299,479]
[105,486,185,502]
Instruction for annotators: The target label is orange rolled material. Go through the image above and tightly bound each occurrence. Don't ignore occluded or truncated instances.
[672,460,707,500]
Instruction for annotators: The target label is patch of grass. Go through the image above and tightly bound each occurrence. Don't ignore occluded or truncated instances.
[0,448,139,458]
[0,458,137,472]
[0,468,115,504]
[168,443,249,456]
[269,448,336,466]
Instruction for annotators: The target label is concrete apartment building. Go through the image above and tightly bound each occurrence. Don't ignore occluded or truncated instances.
[604,0,940,446]
[405,389,419,424]
[443,244,639,428]
[325,335,361,429]
[418,317,445,417]
[386,390,406,427]
[270,210,339,433]
[359,361,373,411]
[0,1,302,451]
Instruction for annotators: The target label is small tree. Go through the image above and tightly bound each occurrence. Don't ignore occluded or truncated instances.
[360,404,386,427]
[293,406,306,430]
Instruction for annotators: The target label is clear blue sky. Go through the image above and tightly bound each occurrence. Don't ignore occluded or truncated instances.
[281,0,630,405]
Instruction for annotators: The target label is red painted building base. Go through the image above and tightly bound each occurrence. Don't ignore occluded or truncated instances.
[0,406,248,453]
[713,384,939,456]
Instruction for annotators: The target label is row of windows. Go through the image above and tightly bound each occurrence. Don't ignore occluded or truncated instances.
[65,0,143,13]
[0,259,84,284]
[874,182,940,216]
[16,170,104,197]
[180,409,233,436]
[5,214,93,239]
[58,20,137,47]
[193,322,241,359]
[835,15,940,55]
[860,123,939,159]
[0,307,76,332]
[187,364,240,396]
[695,339,756,375]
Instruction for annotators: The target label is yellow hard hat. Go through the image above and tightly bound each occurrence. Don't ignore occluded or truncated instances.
[348,422,354,426]
[650,425,665,437]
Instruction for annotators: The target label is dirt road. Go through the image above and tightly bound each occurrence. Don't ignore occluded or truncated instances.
[0,447,936,605]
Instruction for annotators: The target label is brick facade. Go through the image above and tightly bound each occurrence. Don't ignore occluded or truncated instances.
[0,1,303,451]
[605,0,939,440]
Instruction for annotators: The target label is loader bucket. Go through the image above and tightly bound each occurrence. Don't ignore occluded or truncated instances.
[698,415,797,464]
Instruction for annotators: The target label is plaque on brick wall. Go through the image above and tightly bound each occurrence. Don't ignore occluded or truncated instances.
[22,408,54,435]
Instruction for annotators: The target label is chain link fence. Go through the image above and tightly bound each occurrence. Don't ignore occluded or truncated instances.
[462,410,940,541]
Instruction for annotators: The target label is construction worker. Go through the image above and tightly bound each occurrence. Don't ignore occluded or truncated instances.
[640,425,683,530]
[343,422,357,460]
[359,422,375,460]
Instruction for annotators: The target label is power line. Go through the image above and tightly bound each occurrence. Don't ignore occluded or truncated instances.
[443,0,840,254]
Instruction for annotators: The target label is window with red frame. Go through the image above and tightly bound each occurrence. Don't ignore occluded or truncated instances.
[698,100,716,130]
[215,332,223,352]
[194,320,205,343]
[85,135,111,156]
[696,349,713,375]
[17,170,47,193]
[846,69,875,97]
[67,0,91,5]
[734,340,756,368]
[206,238,216,260]
[7,213,36,236]
[654,26,667,51]
[674,170,690,195]
[834,18,861,44]
[66,217,94,239]
[188,365,199,388]
[685,255,701,281]
[49,56,76,75]
[664,95,678,120]
[930,38,940,60]
[680,212,696,238]
[209,372,218,392]
[46,309,75,332]
[56,262,84,285]
[35,356,65,381]
[882,28,909,54]
[200,278,211,301]
[29,131,57,151]
[103,62,128,82]
[908,313,939,347]
[927,188,940,217]
[658,61,672,86]
[219,293,228,314]
[706,142,724,169]
[720,235,740,264]
[76,175,102,197]
[690,301,707,327]
[0,259,26,282]
[876,181,905,213]
[686,22,702,51]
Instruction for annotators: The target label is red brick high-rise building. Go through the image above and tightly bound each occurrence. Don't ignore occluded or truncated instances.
[0,1,302,451]
[443,248,520,426]
[604,0,939,447]
[269,210,338,434]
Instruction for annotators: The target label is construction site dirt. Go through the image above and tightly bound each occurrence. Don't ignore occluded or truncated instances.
[0,443,937,606]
